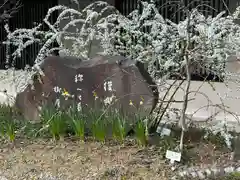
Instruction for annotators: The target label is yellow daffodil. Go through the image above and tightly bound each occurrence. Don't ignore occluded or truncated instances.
[129,100,133,106]
[93,91,98,100]
[62,89,70,97]
[140,96,144,105]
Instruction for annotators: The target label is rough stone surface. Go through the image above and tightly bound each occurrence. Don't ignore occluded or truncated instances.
[233,136,240,161]
[15,55,158,124]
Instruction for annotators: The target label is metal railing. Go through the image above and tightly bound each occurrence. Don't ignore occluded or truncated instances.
[0,0,58,70]
[115,0,230,22]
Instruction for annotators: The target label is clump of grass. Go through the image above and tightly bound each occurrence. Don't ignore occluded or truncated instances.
[5,121,15,142]
[109,110,127,143]
[0,105,17,142]
[49,111,67,141]
[18,121,43,139]
[92,118,108,142]
[0,120,16,142]
[40,106,67,141]
[68,106,85,141]
[0,116,5,138]
[86,108,108,142]
[0,121,4,138]
[134,115,148,146]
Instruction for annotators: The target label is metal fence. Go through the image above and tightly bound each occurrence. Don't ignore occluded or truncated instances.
[115,0,230,22]
[0,0,58,70]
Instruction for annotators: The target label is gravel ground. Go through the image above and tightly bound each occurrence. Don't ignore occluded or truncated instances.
[0,138,175,180]
[0,136,236,180]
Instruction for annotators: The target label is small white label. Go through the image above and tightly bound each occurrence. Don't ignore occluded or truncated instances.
[166,150,181,162]
[156,126,171,136]
[161,127,171,136]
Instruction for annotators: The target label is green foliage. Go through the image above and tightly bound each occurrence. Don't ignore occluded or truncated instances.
[0,102,234,168]
[49,112,67,140]
[206,172,240,180]
[84,108,107,142]
[0,121,4,137]
[109,110,127,143]
[40,106,67,140]
[5,121,15,142]
[67,106,85,141]
[0,105,17,142]
[91,118,107,142]
[203,131,228,149]
[134,115,148,146]
[222,172,240,180]
[20,121,43,138]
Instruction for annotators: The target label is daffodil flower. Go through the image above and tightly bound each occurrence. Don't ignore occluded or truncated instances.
[62,89,70,97]
[140,96,144,105]
[62,89,73,100]
[129,100,133,106]
[93,91,98,100]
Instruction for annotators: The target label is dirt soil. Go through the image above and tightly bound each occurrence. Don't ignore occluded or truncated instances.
[0,137,235,180]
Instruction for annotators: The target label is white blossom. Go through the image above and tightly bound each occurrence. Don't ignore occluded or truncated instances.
[4,1,240,81]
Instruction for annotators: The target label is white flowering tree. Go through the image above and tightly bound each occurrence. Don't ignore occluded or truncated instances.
[3,0,240,151]
[111,0,240,150]
[2,1,128,93]
[114,1,240,78]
